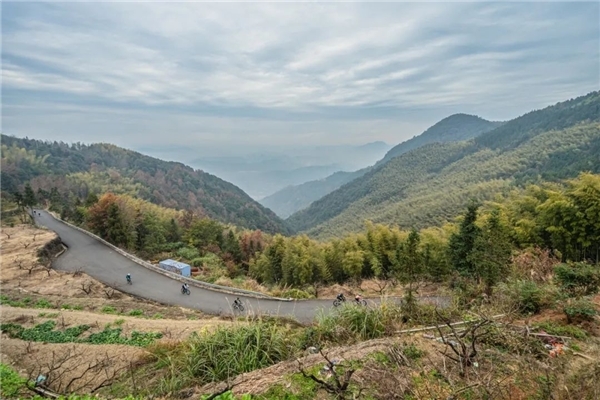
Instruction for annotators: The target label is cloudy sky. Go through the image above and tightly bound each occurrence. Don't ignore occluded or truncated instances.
[2,1,599,158]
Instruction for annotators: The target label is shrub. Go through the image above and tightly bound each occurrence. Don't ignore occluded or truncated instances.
[128,309,144,317]
[554,262,600,297]
[281,288,313,299]
[149,321,297,392]
[314,301,401,344]
[563,297,598,323]
[534,321,588,339]
[500,280,557,315]
[176,247,200,261]
[101,306,117,314]
[0,363,27,398]
[35,299,53,309]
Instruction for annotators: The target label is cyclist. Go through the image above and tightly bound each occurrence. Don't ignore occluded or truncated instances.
[182,283,189,293]
[336,293,346,302]
[233,297,242,307]
[126,273,132,284]
[354,294,362,303]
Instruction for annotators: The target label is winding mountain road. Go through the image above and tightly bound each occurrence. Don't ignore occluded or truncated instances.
[33,210,446,323]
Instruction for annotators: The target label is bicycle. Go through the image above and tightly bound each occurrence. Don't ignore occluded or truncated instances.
[181,286,191,295]
[233,301,244,312]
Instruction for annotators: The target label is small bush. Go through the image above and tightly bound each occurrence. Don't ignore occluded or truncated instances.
[534,321,588,339]
[554,262,600,297]
[114,319,126,326]
[101,306,117,314]
[314,301,401,344]
[149,321,297,393]
[281,288,313,299]
[500,280,557,315]
[35,299,53,309]
[176,247,200,261]
[128,309,144,317]
[0,363,27,398]
[73,305,84,311]
[563,297,598,323]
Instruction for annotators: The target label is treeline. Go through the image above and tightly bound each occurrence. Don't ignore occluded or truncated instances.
[251,173,600,290]
[10,173,599,293]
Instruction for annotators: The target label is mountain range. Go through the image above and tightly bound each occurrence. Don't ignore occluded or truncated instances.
[286,91,600,238]
[0,137,289,234]
[186,141,391,199]
[261,114,502,218]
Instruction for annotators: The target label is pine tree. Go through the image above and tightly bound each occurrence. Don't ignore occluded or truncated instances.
[448,202,481,276]
[470,209,512,295]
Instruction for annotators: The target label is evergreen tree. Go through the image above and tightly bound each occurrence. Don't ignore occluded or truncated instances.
[106,203,129,247]
[448,202,481,276]
[470,209,513,295]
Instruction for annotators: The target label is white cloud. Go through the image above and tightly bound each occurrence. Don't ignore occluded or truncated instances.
[1,1,598,147]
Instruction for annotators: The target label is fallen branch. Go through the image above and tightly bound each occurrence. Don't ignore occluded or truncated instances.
[395,314,505,335]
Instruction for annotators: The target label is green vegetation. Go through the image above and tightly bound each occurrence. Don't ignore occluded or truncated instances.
[288,91,600,238]
[0,320,162,346]
[262,114,500,219]
[0,363,27,398]
[0,135,288,234]
[147,321,297,394]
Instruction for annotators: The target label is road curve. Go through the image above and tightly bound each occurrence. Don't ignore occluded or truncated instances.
[32,210,356,323]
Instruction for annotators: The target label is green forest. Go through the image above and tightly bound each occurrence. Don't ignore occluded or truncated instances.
[6,171,599,298]
[0,136,288,234]
[287,91,600,238]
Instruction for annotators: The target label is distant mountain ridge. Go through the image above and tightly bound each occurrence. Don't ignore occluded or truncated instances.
[0,136,290,234]
[261,114,501,218]
[286,91,600,238]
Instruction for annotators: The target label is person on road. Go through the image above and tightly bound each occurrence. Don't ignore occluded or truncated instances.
[354,294,362,303]
[126,273,132,284]
[234,297,242,307]
[336,293,346,302]
[182,283,189,293]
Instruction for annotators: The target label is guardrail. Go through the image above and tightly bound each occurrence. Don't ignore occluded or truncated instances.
[38,210,291,301]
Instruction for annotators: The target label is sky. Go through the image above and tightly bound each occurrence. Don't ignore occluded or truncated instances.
[2,1,599,158]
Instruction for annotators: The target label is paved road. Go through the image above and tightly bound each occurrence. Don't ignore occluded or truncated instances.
[32,210,354,322]
[33,210,447,324]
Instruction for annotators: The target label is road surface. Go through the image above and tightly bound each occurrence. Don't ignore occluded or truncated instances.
[32,210,359,322]
[33,210,445,323]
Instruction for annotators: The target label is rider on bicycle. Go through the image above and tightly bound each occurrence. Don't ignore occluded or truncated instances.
[182,283,189,292]
[336,293,346,302]
[126,273,131,283]
[355,294,362,303]
[234,297,242,306]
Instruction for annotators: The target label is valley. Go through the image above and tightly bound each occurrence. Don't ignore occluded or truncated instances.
[2,93,599,400]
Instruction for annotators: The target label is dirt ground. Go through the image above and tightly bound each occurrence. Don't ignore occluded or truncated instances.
[0,224,233,395]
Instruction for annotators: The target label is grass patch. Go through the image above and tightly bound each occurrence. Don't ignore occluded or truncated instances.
[0,321,162,347]
[313,301,401,344]
[101,306,118,314]
[146,320,298,395]
[128,309,144,317]
[533,321,588,340]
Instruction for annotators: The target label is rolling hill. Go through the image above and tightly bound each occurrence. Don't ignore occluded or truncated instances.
[287,91,600,238]
[0,136,290,234]
[261,114,501,218]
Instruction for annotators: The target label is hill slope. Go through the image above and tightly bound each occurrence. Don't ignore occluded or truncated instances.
[0,136,289,234]
[287,91,600,238]
[261,114,501,218]
[377,113,503,165]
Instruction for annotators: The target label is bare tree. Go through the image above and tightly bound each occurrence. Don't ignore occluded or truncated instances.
[434,309,493,378]
[297,349,358,399]
[27,346,128,395]
[80,281,94,295]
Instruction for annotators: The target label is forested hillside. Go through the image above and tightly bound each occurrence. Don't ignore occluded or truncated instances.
[259,169,366,218]
[261,114,500,218]
[377,113,502,165]
[0,136,289,234]
[287,91,600,238]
